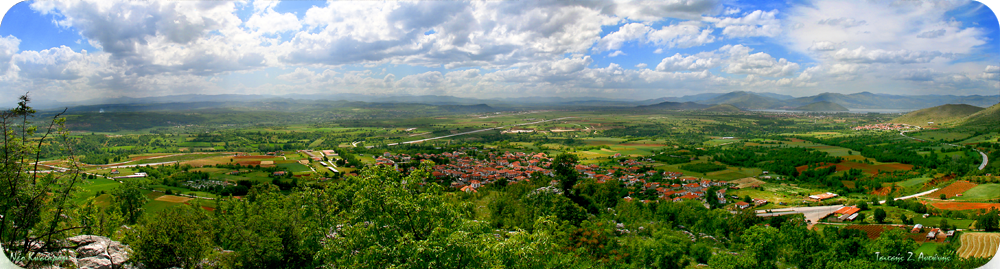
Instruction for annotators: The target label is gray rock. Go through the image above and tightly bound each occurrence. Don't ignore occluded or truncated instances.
[77,256,112,269]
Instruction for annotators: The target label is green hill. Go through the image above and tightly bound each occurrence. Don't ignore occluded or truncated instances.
[637,101,710,110]
[891,104,984,126]
[957,102,1000,127]
[699,91,785,109]
[793,101,849,111]
[702,104,742,112]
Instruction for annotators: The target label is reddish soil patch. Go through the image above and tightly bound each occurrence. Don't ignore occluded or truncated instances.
[234,155,271,159]
[871,186,892,196]
[236,161,261,166]
[787,138,805,142]
[927,174,956,186]
[796,162,836,173]
[845,225,900,240]
[201,206,215,211]
[928,180,978,199]
[745,142,762,146]
[841,180,857,189]
[929,202,1000,211]
[835,161,913,175]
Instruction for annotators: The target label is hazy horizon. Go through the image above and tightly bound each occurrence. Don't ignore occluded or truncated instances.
[0,0,998,107]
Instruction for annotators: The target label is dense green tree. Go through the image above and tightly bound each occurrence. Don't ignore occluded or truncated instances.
[976,209,999,231]
[111,180,148,225]
[874,208,887,223]
[129,204,214,269]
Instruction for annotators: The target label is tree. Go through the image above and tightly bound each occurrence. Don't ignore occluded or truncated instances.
[940,194,947,200]
[111,180,148,225]
[858,201,869,211]
[873,208,887,223]
[976,209,999,232]
[129,204,214,269]
[0,94,83,266]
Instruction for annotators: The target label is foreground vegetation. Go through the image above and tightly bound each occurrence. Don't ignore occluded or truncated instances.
[4,96,999,268]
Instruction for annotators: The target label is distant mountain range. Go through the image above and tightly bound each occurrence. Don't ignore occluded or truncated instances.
[32,90,999,112]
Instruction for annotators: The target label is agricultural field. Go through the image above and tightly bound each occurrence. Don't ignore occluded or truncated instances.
[928,181,979,199]
[954,184,1000,201]
[928,202,1000,211]
[957,233,1000,258]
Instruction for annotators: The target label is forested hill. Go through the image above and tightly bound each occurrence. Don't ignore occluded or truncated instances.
[891,104,985,126]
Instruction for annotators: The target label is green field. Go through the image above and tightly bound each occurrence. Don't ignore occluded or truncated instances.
[899,177,932,188]
[954,184,1000,201]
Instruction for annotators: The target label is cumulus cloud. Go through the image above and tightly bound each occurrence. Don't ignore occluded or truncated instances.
[830,46,945,64]
[719,45,799,77]
[655,53,719,72]
[596,22,715,52]
[0,36,20,77]
[705,10,781,38]
[808,41,839,51]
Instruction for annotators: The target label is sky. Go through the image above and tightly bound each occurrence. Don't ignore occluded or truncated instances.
[0,0,997,106]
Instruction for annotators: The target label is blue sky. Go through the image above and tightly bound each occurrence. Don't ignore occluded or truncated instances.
[0,0,997,106]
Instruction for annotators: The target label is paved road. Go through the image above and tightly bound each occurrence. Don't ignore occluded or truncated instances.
[386,117,576,146]
[879,188,939,204]
[755,204,845,229]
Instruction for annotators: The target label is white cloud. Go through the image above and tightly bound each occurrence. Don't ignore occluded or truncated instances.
[785,0,986,54]
[830,46,945,64]
[634,63,647,69]
[655,52,719,72]
[0,36,20,78]
[597,22,715,52]
[808,41,839,51]
[817,17,866,28]
[719,45,799,77]
[705,10,781,38]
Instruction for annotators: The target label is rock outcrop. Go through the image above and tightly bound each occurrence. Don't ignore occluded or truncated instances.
[7,235,138,269]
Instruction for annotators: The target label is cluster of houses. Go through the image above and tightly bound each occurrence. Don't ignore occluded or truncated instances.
[373,148,754,207]
[182,179,233,190]
[852,123,913,131]
[911,224,955,242]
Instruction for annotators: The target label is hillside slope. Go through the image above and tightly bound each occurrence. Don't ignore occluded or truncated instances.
[637,101,710,110]
[957,102,1000,127]
[891,104,984,126]
[702,104,742,112]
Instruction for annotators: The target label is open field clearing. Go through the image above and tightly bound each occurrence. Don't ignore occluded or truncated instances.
[899,177,933,188]
[927,181,978,199]
[154,195,193,203]
[957,233,1000,258]
[795,161,913,175]
[929,202,1000,211]
[955,184,1000,201]
[728,177,766,189]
